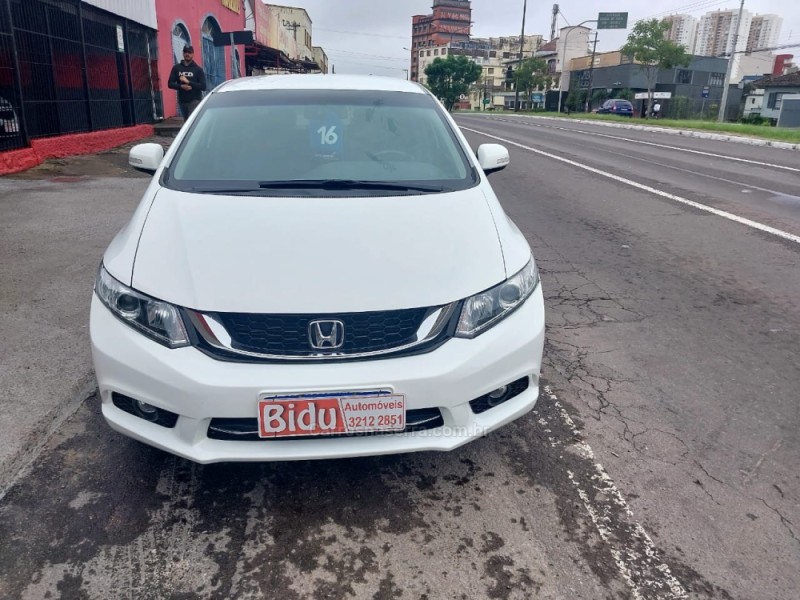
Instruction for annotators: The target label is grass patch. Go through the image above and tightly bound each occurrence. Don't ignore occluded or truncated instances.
[488,111,800,144]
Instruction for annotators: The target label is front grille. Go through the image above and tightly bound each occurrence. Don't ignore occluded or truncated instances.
[214,307,434,356]
[207,408,444,441]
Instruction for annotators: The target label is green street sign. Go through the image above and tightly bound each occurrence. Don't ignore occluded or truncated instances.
[483,98,490,105]
[597,12,628,30]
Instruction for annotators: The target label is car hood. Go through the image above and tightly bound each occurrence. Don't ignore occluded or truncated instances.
[128,186,507,313]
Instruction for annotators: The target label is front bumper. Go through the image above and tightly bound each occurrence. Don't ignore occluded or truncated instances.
[90,287,545,463]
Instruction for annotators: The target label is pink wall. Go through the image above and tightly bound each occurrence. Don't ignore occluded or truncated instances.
[155,0,246,118]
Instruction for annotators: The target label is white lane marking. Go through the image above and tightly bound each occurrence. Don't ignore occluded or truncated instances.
[575,140,800,200]
[542,123,800,173]
[547,386,689,600]
[461,126,800,246]
[465,116,800,173]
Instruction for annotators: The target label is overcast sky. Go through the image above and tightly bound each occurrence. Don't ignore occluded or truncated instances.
[292,0,799,77]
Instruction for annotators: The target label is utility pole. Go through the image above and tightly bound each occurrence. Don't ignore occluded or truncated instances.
[718,0,745,122]
[514,0,527,112]
[584,31,598,113]
[551,4,559,41]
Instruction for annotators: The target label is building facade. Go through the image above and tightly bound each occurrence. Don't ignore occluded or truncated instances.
[570,51,629,71]
[534,26,590,94]
[773,54,796,76]
[469,35,543,60]
[410,0,471,81]
[695,9,752,58]
[568,55,731,118]
[312,46,328,75]
[244,2,327,75]
[0,0,161,152]
[753,71,800,122]
[663,14,698,53]
[156,0,246,118]
[735,51,776,81]
[416,36,546,111]
[746,14,782,53]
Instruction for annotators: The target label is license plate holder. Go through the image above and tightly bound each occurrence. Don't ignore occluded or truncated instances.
[257,391,406,438]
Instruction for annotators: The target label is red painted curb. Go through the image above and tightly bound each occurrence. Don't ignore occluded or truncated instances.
[0,148,41,175]
[0,124,155,176]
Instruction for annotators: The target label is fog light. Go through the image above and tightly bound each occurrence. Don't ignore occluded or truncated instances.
[487,386,509,406]
[469,377,531,415]
[135,400,159,422]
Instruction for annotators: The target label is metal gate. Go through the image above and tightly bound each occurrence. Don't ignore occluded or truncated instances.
[0,0,159,152]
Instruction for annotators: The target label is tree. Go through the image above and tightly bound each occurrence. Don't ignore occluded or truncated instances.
[470,74,493,111]
[424,55,482,111]
[616,88,635,102]
[592,88,610,107]
[513,57,548,102]
[621,18,690,118]
[566,89,588,112]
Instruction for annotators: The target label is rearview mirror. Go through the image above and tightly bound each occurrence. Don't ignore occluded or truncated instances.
[129,143,164,175]
[477,143,510,175]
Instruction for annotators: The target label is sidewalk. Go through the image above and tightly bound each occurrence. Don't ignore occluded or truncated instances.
[0,142,158,495]
[473,113,800,151]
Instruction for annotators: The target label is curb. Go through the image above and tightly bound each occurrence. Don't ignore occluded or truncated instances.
[0,124,155,176]
[476,114,800,151]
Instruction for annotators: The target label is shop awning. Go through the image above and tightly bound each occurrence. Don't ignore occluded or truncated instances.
[245,42,320,73]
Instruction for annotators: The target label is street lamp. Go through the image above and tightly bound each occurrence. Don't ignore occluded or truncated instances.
[403,47,412,81]
[556,19,597,114]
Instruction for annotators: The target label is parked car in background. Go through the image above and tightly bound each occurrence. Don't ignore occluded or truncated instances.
[91,74,546,464]
[0,97,21,141]
[597,99,634,117]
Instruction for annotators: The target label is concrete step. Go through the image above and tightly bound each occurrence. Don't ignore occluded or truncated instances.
[154,117,183,137]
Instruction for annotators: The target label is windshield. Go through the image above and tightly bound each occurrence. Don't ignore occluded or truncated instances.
[164,89,477,196]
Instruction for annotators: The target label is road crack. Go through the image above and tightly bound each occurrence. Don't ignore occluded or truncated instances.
[760,498,799,545]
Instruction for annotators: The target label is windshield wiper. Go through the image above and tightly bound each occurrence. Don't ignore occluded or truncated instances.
[186,183,262,194]
[257,179,443,193]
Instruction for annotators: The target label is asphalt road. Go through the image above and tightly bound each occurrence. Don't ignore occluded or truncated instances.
[1,119,798,599]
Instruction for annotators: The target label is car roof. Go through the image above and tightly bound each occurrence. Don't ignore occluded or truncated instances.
[217,74,428,95]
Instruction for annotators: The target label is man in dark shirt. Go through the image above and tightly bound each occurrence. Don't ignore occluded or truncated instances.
[168,45,206,120]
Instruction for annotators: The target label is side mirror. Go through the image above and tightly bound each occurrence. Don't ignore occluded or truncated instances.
[477,143,510,175]
[129,143,164,175]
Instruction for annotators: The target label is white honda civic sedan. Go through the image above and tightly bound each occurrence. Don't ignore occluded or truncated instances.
[90,75,545,463]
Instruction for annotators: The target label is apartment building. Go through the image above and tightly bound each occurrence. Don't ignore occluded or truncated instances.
[747,14,782,52]
[695,8,752,57]
[663,14,698,52]
[468,35,543,59]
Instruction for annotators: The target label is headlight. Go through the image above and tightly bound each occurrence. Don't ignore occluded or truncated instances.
[456,259,539,338]
[95,265,189,348]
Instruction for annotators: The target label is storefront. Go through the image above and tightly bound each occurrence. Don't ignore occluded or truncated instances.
[155,0,246,118]
[0,0,159,152]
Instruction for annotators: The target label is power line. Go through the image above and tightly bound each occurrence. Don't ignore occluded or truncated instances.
[744,42,800,53]
[637,0,727,23]
[325,48,408,62]
[315,27,408,40]
[330,59,408,72]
